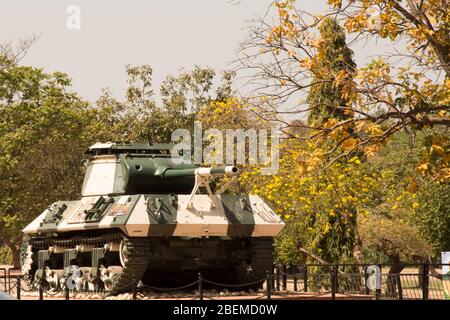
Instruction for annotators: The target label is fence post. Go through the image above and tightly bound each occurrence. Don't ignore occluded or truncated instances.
[132,280,137,300]
[335,265,339,295]
[266,270,271,300]
[1,268,5,293]
[281,265,287,291]
[7,269,11,293]
[395,274,403,300]
[303,265,308,292]
[16,277,21,300]
[422,264,429,300]
[331,265,337,300]
[271,266,275,290]
[39,280,44,300]
[293,266,298,292]
[275,265,280,292]
[65,284,70,300]
[198,272,203,301]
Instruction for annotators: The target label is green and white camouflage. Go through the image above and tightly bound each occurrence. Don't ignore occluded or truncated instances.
[21,142,285,294]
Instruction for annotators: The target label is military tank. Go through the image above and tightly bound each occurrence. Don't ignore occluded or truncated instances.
[21,142,285,294]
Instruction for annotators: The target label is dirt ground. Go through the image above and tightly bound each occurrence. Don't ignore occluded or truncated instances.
[15,290,372,301]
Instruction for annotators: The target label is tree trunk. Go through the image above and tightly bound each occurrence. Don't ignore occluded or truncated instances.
[5,242,20,268]
[352,233,365,268]
[426,256,442,280]
[396,1,450,77]
[352,235,366,292]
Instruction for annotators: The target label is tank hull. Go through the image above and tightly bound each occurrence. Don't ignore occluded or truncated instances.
[21,193,283,294]
[23,194,284,237]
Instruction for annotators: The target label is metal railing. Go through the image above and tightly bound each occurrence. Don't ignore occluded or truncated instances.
[272,263,450,300]
[1,263,449,300]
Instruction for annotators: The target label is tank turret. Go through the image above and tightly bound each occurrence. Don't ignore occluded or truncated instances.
[81,142,238,196]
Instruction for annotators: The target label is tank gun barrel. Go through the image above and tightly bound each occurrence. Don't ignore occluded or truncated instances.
[162,166,238,179]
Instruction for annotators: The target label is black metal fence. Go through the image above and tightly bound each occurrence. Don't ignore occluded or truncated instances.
[0,269,273,301]
[1,263,449,300]
[272,263,450,300]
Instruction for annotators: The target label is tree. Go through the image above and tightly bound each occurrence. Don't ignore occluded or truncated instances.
[239,138,373,265]
[302,18,363,264]
[92,65,236,143]
[414,181,450,258]
[307,17,356,127]
[365,129,450,261]
[0,52,91,266]
[237,0,449,173]
[238,128,444,270]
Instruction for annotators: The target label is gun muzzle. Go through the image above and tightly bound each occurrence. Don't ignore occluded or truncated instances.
[195,166,238,177]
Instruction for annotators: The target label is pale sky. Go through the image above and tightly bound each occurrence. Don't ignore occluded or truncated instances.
[0,0,393,103]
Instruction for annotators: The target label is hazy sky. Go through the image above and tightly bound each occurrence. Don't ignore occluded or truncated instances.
[0,0,392,103]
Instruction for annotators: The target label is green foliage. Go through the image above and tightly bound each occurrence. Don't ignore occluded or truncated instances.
[0,246,12,265]
[92,65,235,144]
[0,57,91,265]
[306,17,356,127]
[358,213,431,263]
[413,175,450,258]
[274,222,307,265]
[358,129,449,262]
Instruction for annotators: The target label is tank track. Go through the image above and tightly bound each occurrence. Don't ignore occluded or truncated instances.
[110,237,150,295]
[21,233,150,295]
[21,235,273,294]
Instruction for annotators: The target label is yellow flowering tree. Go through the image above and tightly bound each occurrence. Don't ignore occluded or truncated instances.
[239,138,375,264]
[238,0,450,180]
